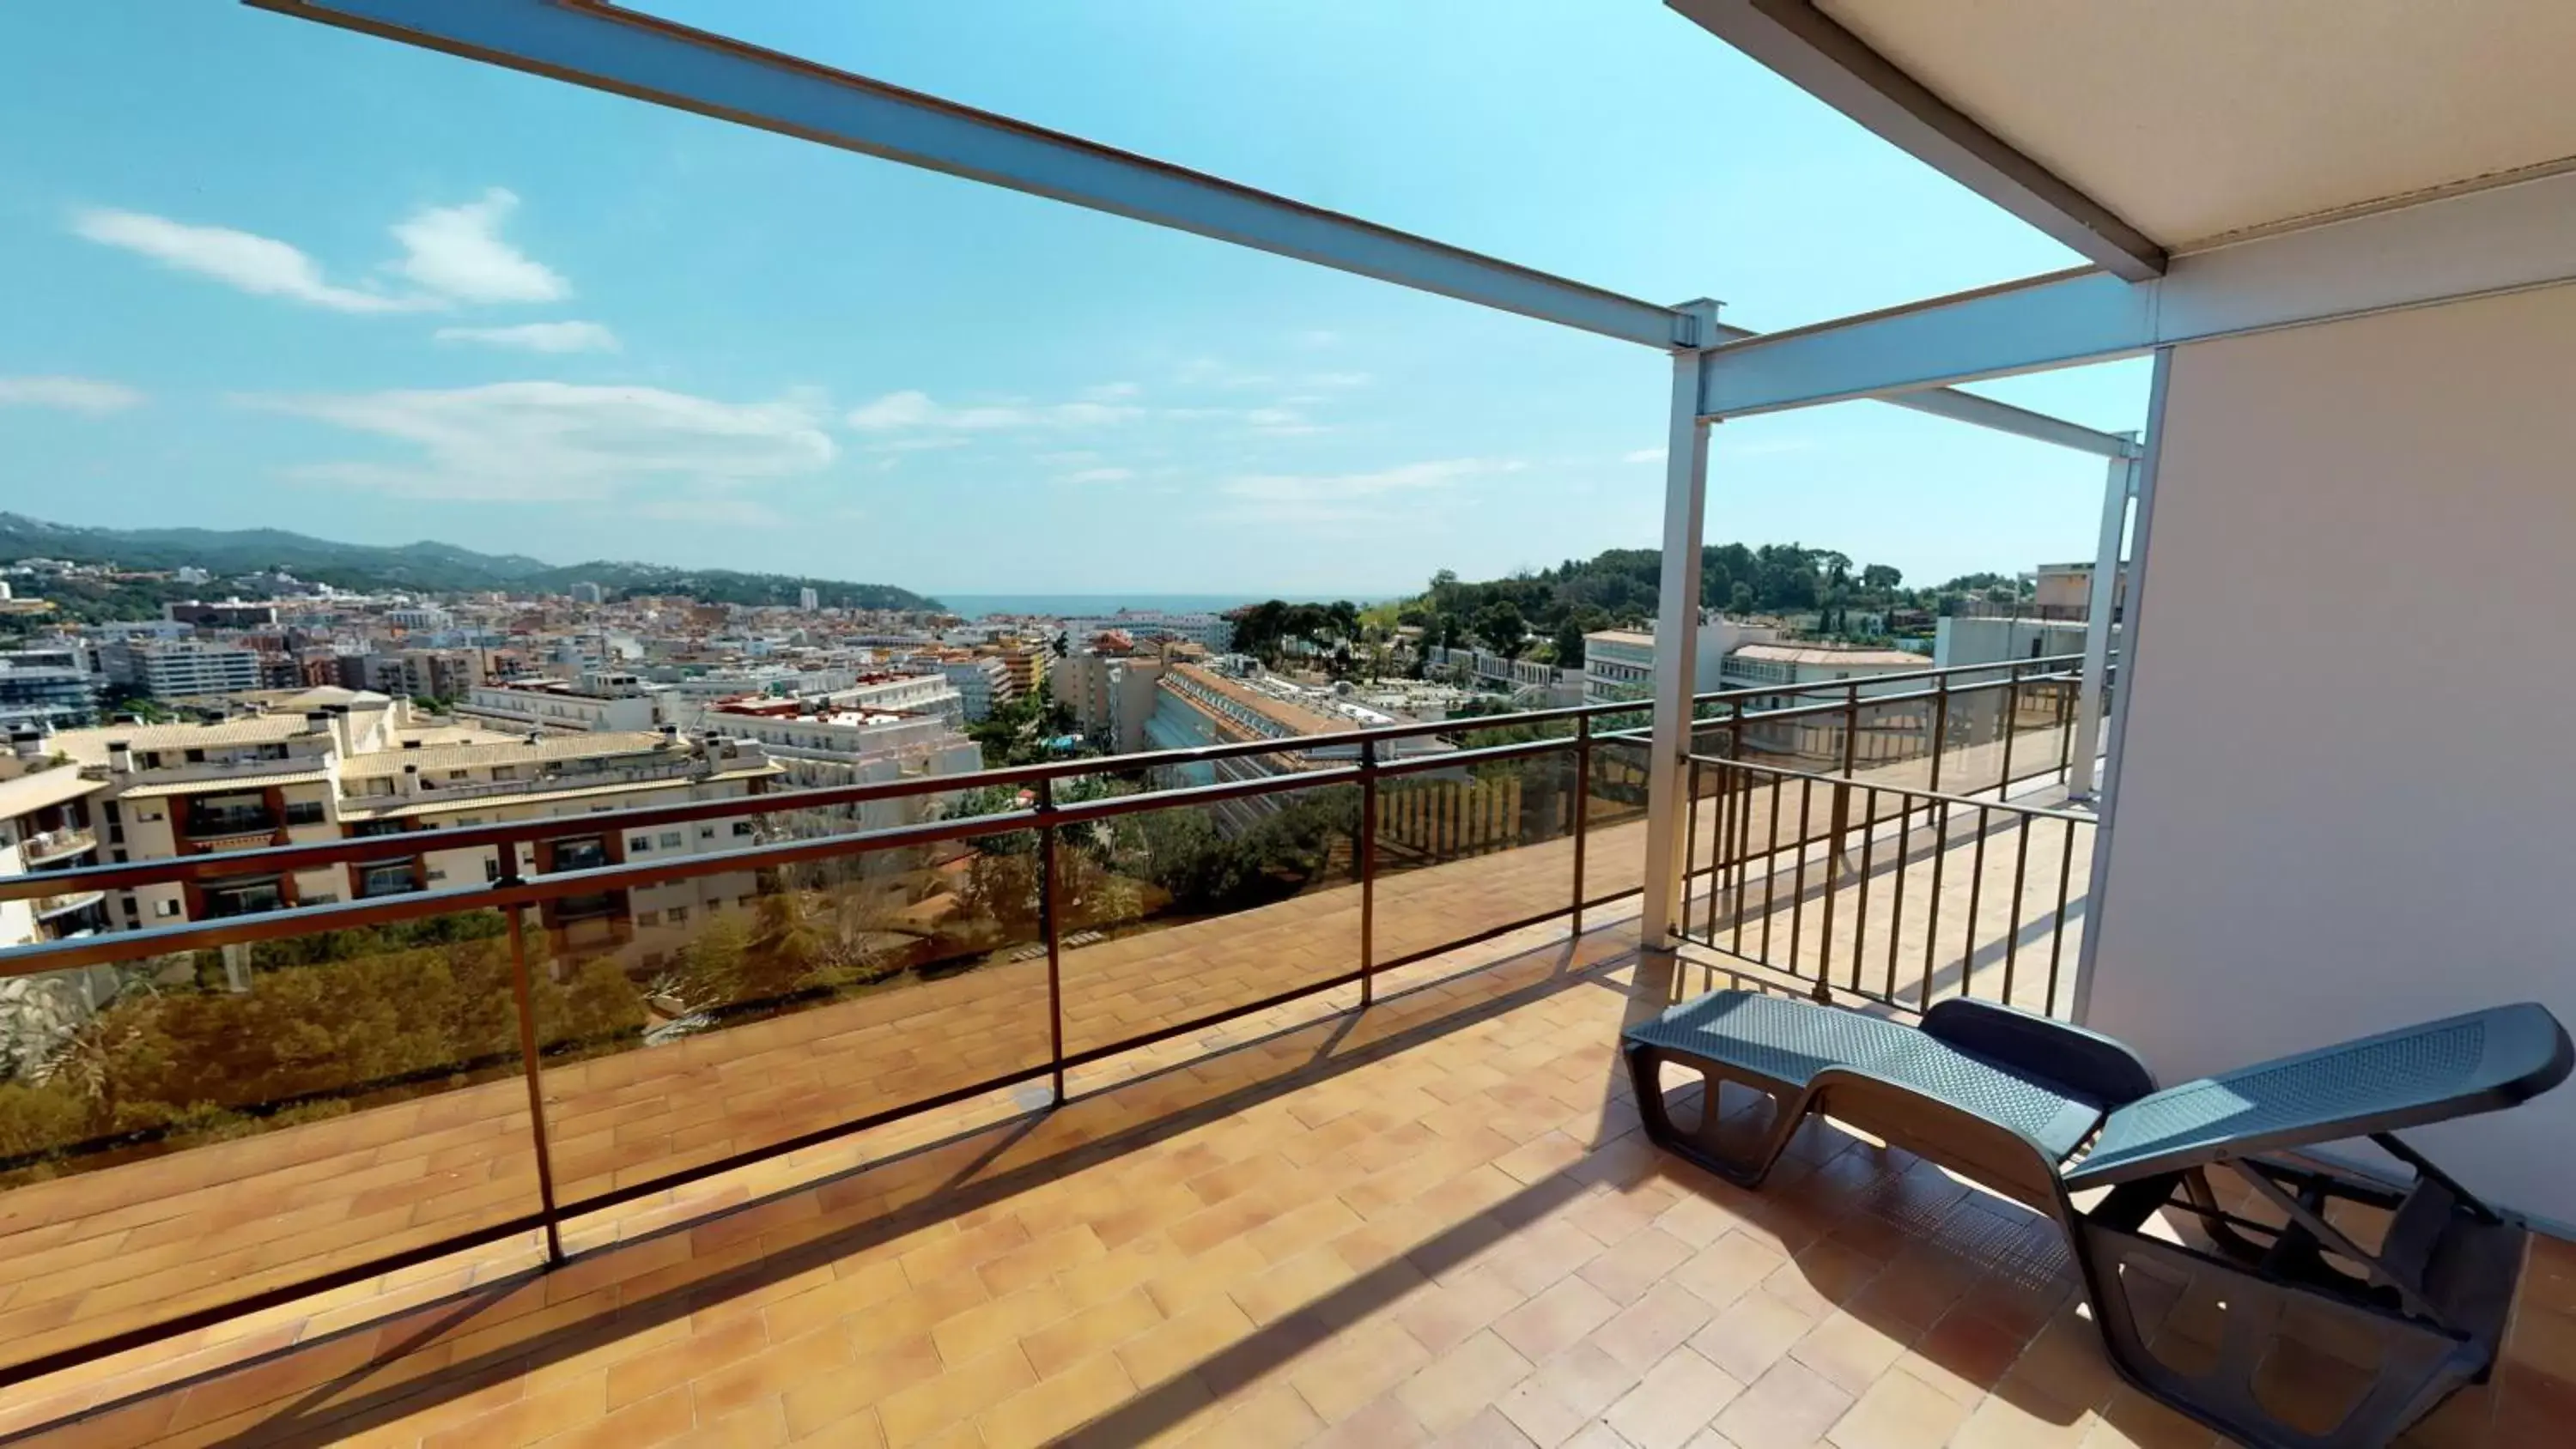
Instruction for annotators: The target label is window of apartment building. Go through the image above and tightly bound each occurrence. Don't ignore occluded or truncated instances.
[484,857,501,882]
[634,909,659,927]
[699,826,716,840]
[356,861,416,899]
[732,821,755,837]
[491,765,517,781]
[201,878,283,918]
[658,831,683,850]
[628,834,652,853]
[138,751,162,769]
[155,898,179,918]
[183,748,204,764]
[365,779,394,797]
[666,906,689,925]
[283,800,325,826]
[738,894,756,910]
[304,892,338,906]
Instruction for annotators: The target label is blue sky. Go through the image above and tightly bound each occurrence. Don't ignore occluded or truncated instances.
[0,1,2147,598]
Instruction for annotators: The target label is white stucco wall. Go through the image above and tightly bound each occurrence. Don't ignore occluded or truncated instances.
[2086,286,2576,1222]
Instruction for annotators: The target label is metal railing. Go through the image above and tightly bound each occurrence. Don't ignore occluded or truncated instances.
[0,655,2083,1384]
[1680,664,2101,1016]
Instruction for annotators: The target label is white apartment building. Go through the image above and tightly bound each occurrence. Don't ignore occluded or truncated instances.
[1061,610,1231,650]
[1424,646,1583,705]
[100,638,264,700]
[1716,643,1932,707]
[459,673,662,734]
[1581,615,1781,706]
[940,658,1010,722]
[1935,615,2093,670]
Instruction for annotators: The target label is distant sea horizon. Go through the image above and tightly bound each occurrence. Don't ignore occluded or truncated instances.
[929,591,1388,621]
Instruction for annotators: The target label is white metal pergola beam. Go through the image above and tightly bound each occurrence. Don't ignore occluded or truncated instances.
[1709,323,2136,458]
[1664,0,2166,282]
[250,0,1694,349]
[250,0,2142,462]
[1698,168,2576,419]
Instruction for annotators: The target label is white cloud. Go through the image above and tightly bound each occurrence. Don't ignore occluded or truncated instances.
[844,389,1144,433]
[71,208,431,313]
[1622,447,1663,464]
[0,375,144,415]
[1078,382,1141,402]
[73,190,573,315]
[1058,467,1133,483]
[389,189,568,304]
[1292,329,1340,349]
[1218,457,1521,524]
[434,320,620,354]
[244,380,834,505]
[1242,406,1323,437]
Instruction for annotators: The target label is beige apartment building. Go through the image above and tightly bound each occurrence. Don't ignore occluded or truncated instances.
[31,688,783,961]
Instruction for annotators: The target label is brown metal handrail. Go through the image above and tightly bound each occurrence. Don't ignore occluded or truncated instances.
[0,656,2081,905]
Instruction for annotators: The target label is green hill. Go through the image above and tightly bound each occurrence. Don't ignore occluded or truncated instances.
[0,512,939,613]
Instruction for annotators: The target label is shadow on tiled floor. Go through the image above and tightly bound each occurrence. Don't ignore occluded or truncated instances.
[3,919,2568,1447]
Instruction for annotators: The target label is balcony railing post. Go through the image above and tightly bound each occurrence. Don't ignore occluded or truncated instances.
[1037,777,1066,1106]
[1998,665,2020,792]
[501,885,565,1264]
[1358,737,1378,1007]
[1929,676,1950,793]
[1569,718,1590,938]
[1840,682,1861,778]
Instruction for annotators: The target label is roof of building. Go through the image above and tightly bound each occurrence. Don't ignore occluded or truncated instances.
[47,716,317,763]
[339,730,678,778]
[1167,663,1347,738]
[112,769,337,798]
[0,767,105,819]
[275,686,393,709]
[351,762,781,820]
[1728,645,1932,669]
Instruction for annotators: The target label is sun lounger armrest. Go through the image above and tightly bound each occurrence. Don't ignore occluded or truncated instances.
[1921,998,2159,1108]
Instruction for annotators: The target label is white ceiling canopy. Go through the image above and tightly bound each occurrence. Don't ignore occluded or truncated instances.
[1813,0,2576,251]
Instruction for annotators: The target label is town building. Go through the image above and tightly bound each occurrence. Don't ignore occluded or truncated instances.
[939,657,1010,722]
[99,637,265,700]
[0,648,103,731]
[459,672,662,734]
[1580,615,1781,706]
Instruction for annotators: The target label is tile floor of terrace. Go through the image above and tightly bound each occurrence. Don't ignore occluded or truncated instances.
[0,904,2567,1447]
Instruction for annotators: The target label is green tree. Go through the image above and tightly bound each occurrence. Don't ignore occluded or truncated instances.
[1472,600,1528,658]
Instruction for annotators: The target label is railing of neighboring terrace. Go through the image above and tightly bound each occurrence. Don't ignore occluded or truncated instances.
[1679,658,2103,1017]
[0,656,2086,1382]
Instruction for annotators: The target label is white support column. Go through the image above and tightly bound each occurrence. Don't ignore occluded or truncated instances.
[1639,308,1718,955]
[2067,445,2136,801]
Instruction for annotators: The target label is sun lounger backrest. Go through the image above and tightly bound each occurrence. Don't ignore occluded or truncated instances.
[2062,1003,2573,1190]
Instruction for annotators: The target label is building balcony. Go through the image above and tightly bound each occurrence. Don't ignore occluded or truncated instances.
[18,828,96,867]
[27,888,104,921]
[0,668,2561,1447]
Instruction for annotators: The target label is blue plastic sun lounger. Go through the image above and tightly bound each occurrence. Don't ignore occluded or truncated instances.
[1625,991,2572,1449]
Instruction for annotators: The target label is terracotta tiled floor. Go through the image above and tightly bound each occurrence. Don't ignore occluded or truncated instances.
[0,908,2567,1447]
